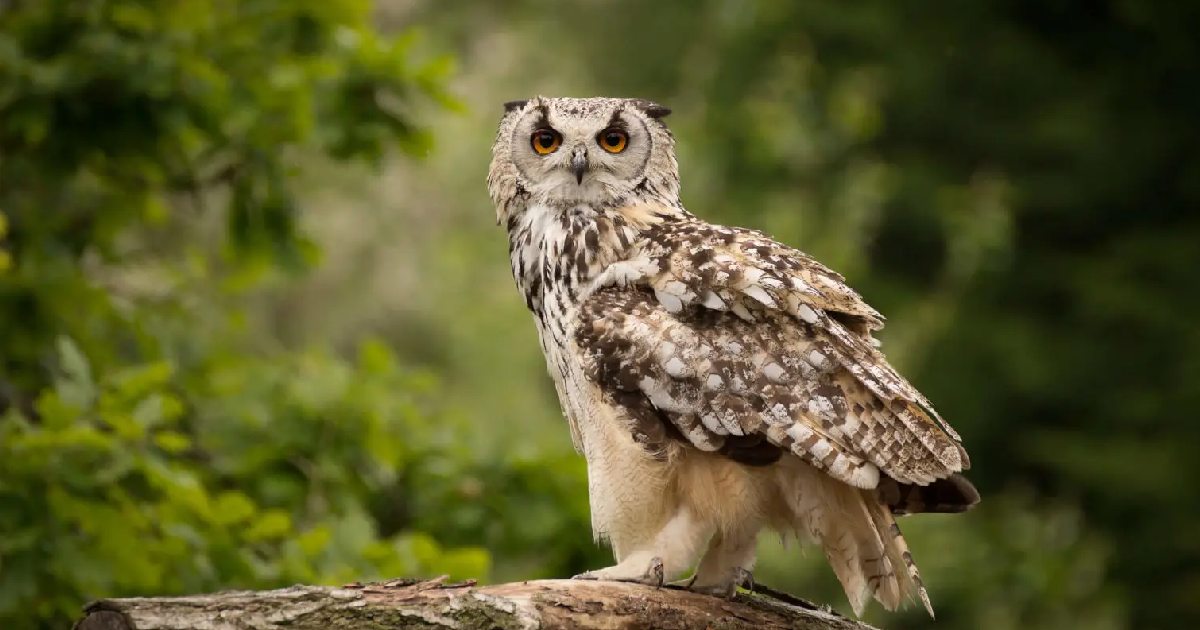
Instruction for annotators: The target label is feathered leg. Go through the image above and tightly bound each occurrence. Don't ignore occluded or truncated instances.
[574,506,712,585]
[572,394,712,584]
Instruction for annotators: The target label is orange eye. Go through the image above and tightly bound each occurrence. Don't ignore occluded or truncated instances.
[531,129,562,155]
[597,128,628,153]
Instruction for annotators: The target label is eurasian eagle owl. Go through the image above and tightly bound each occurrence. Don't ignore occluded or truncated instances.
[486,96,978,617]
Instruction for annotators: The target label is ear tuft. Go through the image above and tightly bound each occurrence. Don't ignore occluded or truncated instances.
[631,99,671,119]
[503,99,529,113]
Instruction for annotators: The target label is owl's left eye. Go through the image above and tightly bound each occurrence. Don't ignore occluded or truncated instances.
[597,128,628,154]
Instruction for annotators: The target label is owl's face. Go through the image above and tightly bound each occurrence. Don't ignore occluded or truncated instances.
[489,97,678,212]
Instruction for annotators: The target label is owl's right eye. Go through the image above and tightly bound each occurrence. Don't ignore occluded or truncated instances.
[531,129,562,155]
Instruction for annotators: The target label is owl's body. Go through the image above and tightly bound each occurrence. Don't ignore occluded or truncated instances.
[488,96,978,616]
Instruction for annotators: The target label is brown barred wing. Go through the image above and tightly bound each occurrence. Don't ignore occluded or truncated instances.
[576,288,961,489]
[626,218,968,474]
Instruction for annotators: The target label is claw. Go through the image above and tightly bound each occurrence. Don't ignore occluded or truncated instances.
[645,557,665,587]
[734,567,754,592]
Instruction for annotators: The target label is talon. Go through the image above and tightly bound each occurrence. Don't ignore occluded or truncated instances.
[646,557,665,587]
[572,571,600,581]
[734,567,754,592]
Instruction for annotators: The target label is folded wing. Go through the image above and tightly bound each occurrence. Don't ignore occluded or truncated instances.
[576,218,970,489]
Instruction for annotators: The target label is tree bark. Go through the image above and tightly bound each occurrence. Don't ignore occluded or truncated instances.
[73,577,877,630]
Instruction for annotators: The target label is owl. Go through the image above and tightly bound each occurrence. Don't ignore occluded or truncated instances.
[487,96,978,617]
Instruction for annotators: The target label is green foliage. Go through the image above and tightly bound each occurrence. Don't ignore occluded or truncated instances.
[0,339,486,624]
[0,1,477,627]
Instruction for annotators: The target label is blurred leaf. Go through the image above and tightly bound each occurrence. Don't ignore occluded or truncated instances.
[0,1,463,627]
[54,336,95,409]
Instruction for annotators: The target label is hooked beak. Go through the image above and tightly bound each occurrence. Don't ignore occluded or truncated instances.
[569,150,588,185]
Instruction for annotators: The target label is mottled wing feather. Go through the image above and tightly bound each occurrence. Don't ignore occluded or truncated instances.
[576,216,967,488]
[578,290,878,486]
[578,289,959,487]
[641,221,885,331]
[637,220,964,454]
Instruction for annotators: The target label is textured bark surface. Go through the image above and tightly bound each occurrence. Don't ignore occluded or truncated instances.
[73,577,877,630]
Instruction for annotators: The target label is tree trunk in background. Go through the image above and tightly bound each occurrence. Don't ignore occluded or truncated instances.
[72,577,875,630]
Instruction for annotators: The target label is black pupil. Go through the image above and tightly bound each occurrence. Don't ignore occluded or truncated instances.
[538,133,555,148]
[605,132,622,146]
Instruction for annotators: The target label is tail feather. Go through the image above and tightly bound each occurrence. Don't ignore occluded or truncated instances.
[863,492,935,617]
[777,461,935,617]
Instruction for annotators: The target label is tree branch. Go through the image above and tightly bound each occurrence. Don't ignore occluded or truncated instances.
[73,577,876,630]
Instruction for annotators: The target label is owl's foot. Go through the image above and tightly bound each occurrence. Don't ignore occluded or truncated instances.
[572,556,665,587]
[688,567,753,599]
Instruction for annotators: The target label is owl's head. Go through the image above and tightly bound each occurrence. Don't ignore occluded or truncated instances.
[487,96,680,223]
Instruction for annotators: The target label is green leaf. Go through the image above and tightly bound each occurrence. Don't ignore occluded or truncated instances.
[212,491,257,526]
[152,431,192,454]
[245,510,293,542]
[54,336,95,409]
